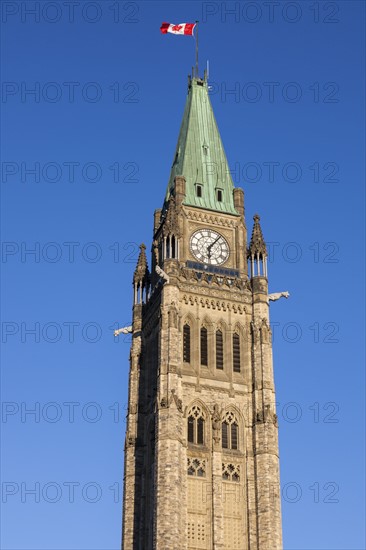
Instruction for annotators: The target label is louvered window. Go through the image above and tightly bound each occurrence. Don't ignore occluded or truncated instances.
[233,333,240,372]
[222,422,228,449]
[231,423,238,450]
[188,416,194,443]
[187,406,205,446]
[216,330,223,370]
[200,327,208,366]
[197,417,204,444]
[183,324,191,363]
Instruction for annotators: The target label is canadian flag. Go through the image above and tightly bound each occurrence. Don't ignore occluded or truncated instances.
[160,22,196,36]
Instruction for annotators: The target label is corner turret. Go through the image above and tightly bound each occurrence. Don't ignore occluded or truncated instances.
[248,214,268,279]
[133,244,150,305]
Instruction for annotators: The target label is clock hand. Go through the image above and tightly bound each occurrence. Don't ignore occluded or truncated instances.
[207,236,220,252]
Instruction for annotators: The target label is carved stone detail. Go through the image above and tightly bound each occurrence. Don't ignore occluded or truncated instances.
[162,196,181,238]
[268,291,290,303]
[160,396,168,408]
[187,457,206,477]
[168,301,178,328]
[256,404,278,426]
[180,283,252,304]
[178,266,249,292]
[170,389,183,413]
[222,463,241,482]
[152,239,159,264]
[185,209,237,228]
[182,293,249,314]
[156,265,170,283]
[212,404,222,446]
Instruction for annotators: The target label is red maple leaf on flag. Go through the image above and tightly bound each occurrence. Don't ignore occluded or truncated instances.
[160,22,196,36]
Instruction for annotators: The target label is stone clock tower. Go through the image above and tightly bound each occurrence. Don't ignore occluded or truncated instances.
[121,73,283,550]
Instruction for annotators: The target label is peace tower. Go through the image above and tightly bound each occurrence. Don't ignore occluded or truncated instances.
[121,71,283,550]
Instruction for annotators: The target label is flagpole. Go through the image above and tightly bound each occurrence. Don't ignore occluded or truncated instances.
[195,21,199,77]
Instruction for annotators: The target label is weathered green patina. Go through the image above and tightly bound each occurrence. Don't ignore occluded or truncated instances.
[165,76,238,215]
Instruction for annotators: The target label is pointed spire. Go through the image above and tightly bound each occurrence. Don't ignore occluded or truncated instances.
[248,214,267,257]
[161,195,180,238]
[165,76,238,215]
[133,244,150,284]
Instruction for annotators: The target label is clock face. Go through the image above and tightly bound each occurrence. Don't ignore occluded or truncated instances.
[190,229,230,266]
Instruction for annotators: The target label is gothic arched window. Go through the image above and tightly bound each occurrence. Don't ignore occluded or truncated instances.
[216,330,224,370]
[222,411,239,450]
[187,405,205,445]
[233,333,241,373]
[200,327,208,366]
[183,324,191,363]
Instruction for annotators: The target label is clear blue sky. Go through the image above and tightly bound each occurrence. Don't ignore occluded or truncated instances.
[1,1,365,549]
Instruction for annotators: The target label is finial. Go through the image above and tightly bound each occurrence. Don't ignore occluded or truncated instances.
[248,213,267,257]
[133,243,150,284]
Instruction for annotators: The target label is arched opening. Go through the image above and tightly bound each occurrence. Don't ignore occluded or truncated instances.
[187,405,205,445]
[200,327,208,366]
[233,332,241,372]
[183,324,191,363]
[222,411,239,450]
[216,329,223,370]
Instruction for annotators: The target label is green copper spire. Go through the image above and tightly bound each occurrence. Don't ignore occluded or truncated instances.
[165,76,238,216]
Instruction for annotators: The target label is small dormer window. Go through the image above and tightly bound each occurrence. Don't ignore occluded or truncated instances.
[216,189,223,202]
[196,184,203,198]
